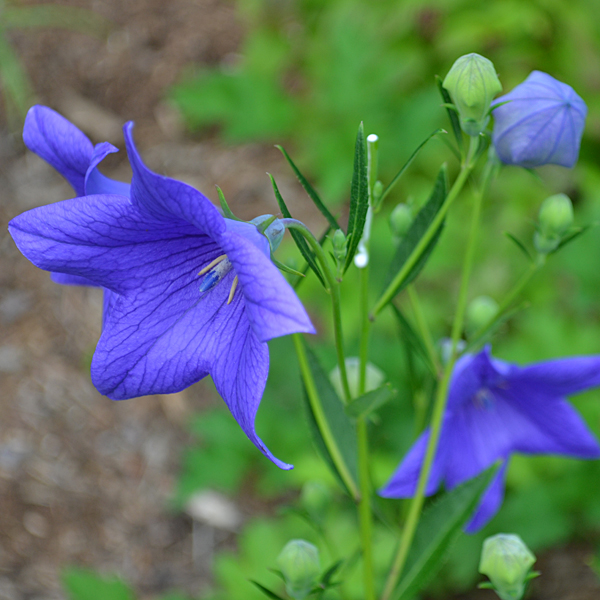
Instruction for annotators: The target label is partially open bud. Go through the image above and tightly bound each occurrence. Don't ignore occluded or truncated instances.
[467,295,498,333]
[332,228,347,262]
[277,540,321,600]
[443,53,502,136]
[390,203,413,240]
[479,534,536,600]
[534,193,574,254]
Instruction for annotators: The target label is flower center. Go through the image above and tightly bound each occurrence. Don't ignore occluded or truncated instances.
[198,254,239,304]
[473,387,495,410]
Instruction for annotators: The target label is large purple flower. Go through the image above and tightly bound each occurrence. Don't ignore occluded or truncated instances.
[9,121,315,469]
[492,71,587,168]
[379,347,600,532]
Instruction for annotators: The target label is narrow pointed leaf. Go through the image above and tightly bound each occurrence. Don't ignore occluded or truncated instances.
[345,384,396,419]
[3,6,110,36]
[504,231,533,262]
[344,122,369,272]
[269,173,326,287]
[556,225,590,251]
[0,31,34,120]
[276,145,340,230]
[435,75,463,151]
[301,343,359,498]
[320,560,344,586]
[216,186,242,221]
[379,129,445,207]
[273,258,305,278]
[250,581,286,600]
[395,465,498,600]
[390,305,436,376]
[382,166,447,298]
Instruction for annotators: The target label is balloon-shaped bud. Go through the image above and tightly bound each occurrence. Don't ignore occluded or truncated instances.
[332,228,347,261]
[330,357,385,399]
[467,296,498,333]
[390,203,413,239]
[277,540,321,600]
[479,534,536,600]
[534,193,574,254]
[443,53,502,136]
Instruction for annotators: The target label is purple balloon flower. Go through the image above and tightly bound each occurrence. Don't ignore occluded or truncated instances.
[492,71,587,168]
[379,347,600,532]
[9,121,315,469]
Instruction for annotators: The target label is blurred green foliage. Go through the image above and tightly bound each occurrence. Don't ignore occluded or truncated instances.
[165,0,600,598]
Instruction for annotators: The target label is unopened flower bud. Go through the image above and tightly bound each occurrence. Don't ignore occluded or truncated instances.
[390,203,413,239]
[330,357,385,399]
[443,53,502,136]
[277,540,320,600]
[534,194,574,254]
[300,481,331,520]
[479,534,536,600]
[332,229,347,261]
[373,180,384,203]
[467,296,498,332]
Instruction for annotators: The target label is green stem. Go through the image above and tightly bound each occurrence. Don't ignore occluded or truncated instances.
[293,334,360,500]
[372,142,478,318]
[285,220,352,403]
[381,137,483,600]
[466,258,543,352]
[407,285,441,376]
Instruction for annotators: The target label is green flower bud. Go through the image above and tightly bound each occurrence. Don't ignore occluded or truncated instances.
[390,203,413,239]
[300,481,332,520]
[479,534,536,600]
[466,295,498,333]
[330,357,385,399]
[443,53,502,136]
[373,180,384,204]
[534,193,574,254]
[277,540,321,600]
[332,228,347,261]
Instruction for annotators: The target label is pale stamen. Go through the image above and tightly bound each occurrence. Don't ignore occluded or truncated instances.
[198,254,227,276]
[227,275,239,305]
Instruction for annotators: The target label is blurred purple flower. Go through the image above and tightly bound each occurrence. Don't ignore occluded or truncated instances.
[492,71,587,168]
[9,121,315,469]
[379,347,600,532]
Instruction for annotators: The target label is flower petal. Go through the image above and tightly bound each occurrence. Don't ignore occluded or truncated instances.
[511,355,600,397]
[464,461,508,533]
[123,122,225,237]
[8,194,209,294]
[50,272,101,287]
[220,229,315,341]
[85,142,131,197]
[23,105,93,196]
[378,429,445,497]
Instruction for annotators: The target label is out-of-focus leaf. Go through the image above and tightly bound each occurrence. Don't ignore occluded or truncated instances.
[3,5,110,36]
[0,30,33,120]
[250,581,286,600]
[61,567,135,600]
[344,122,369,271]
[504,231,533,262]
[345,384,396,419]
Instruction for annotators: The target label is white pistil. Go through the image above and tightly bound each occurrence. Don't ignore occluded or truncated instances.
[227,275,239,305]
[198,254,227,276]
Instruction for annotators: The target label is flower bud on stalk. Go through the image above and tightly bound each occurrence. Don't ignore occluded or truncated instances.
[443,53,502,136]
[534,193,574,254]
[332,229,347,262]
[277,540,321,600]
[390,203,413,240]
[466,295,498,333]
[479,534,537,600]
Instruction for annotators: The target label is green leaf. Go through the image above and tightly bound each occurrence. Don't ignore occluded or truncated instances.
[435,75,463,151]
[344,122,369,272]
[216,186,242,221]
[3,5,110,36]
[301,343,359,498]
[395,465,498,600]
[320,559,344,587]
[276,145,340,230]
[504,231,533,262]
[390,305,436,376]
[382,166,447,298]
[378,129,445,207]
[272,258,306,278]
[345,384,396,419]
[269,173,326,287]
[0,30,34,122]
[61,567,135,600]
[556,225,591,251]
[250,581,286,600]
